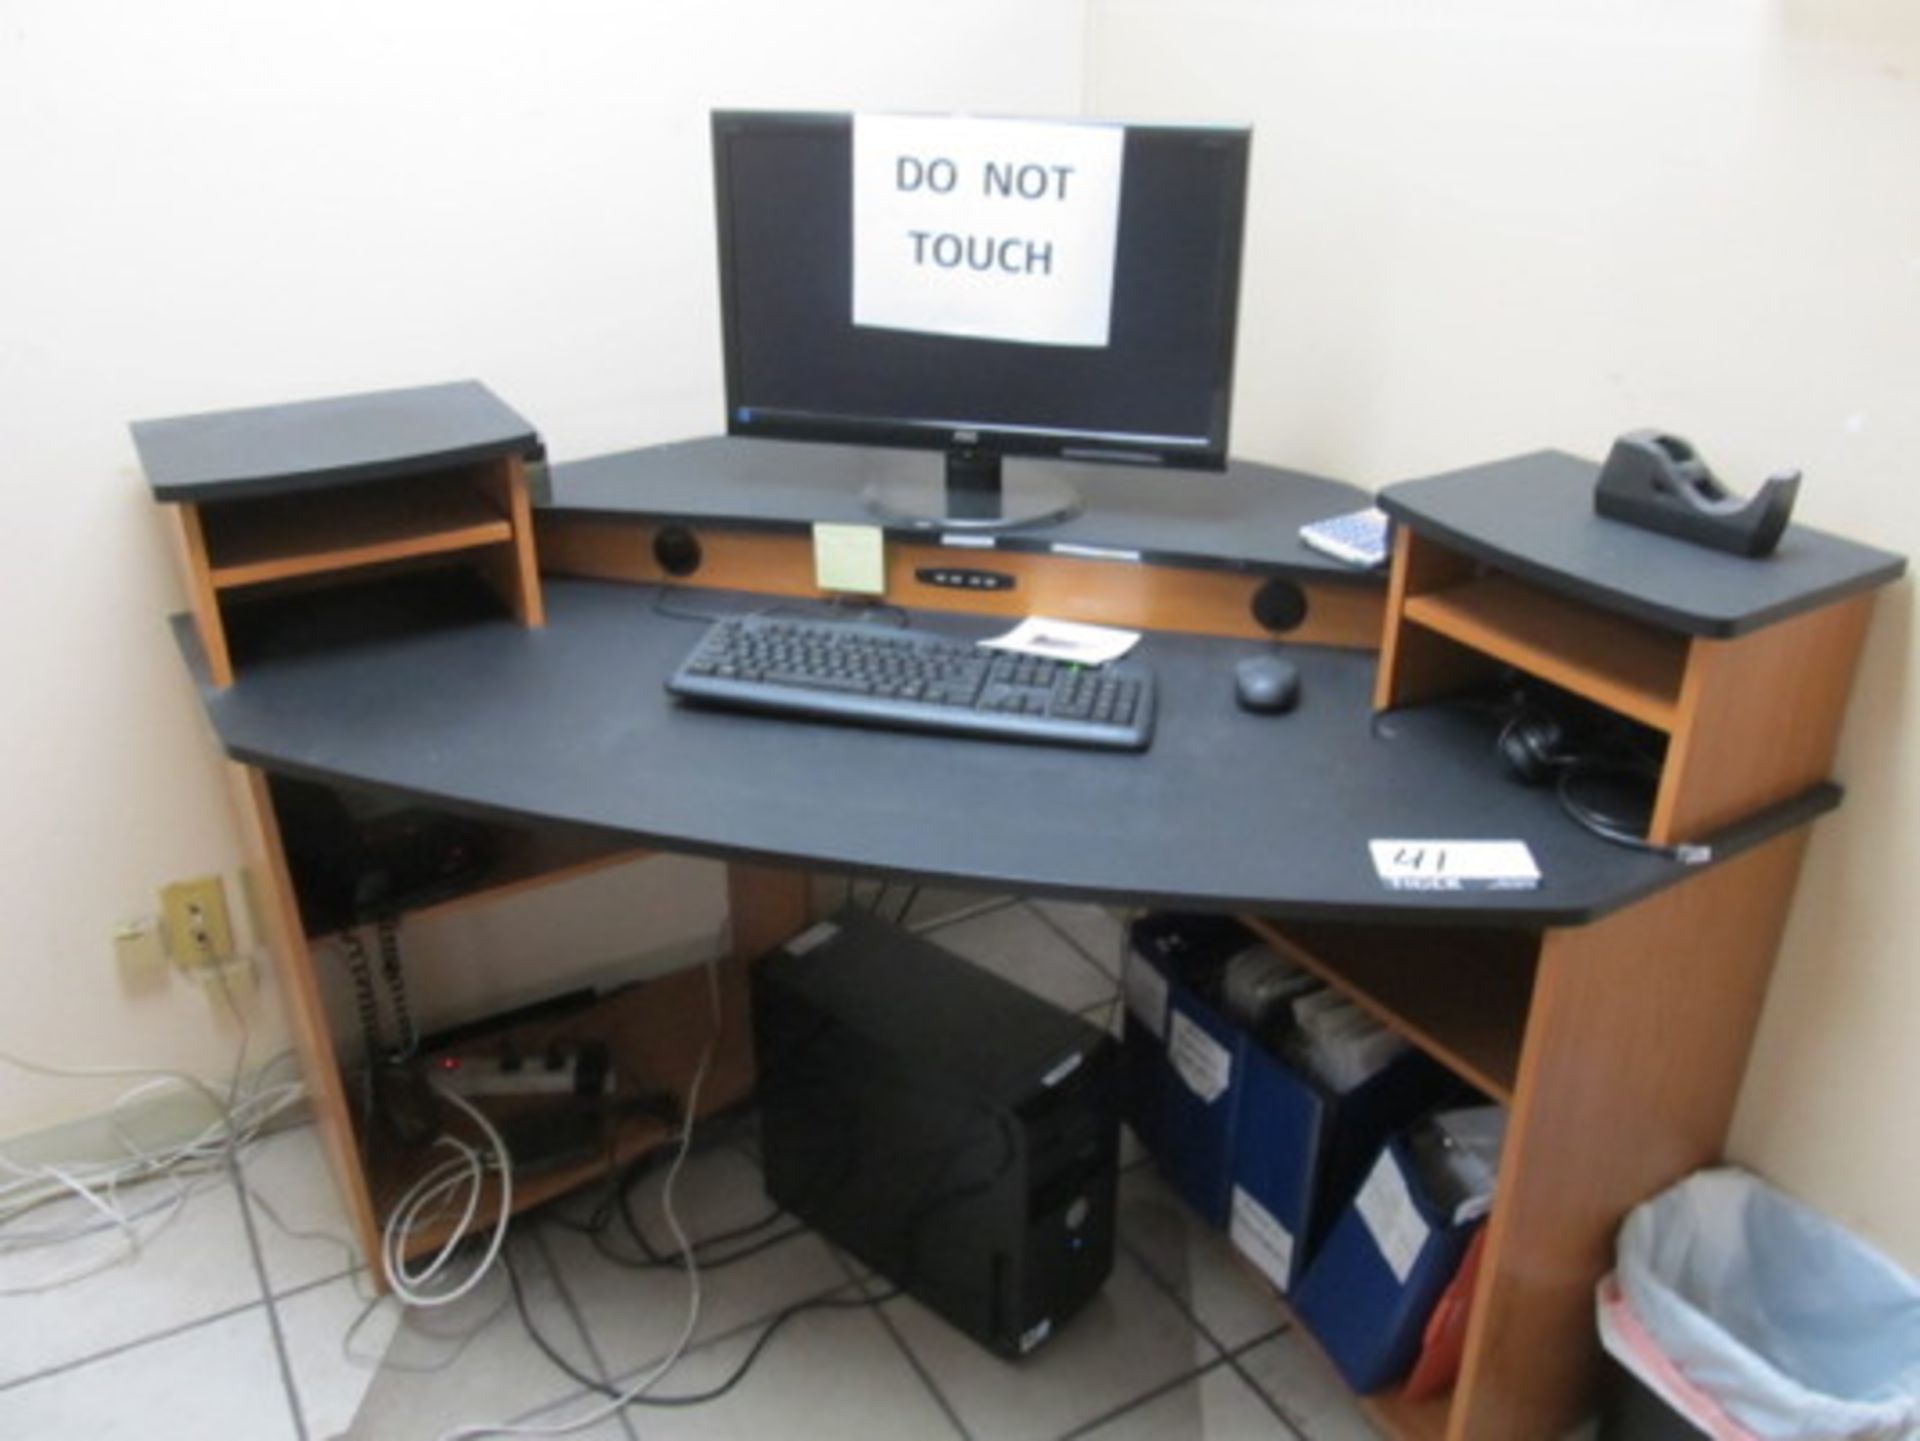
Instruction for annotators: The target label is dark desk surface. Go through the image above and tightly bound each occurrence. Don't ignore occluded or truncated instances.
[548,437,1380,582]
[187,576,1832,928]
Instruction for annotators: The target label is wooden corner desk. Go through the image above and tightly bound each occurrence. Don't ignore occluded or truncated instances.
[155,427,1902,1441]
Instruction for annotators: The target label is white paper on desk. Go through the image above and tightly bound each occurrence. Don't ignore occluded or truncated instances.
[980,615,1139,665]
[1369,839,1541,892]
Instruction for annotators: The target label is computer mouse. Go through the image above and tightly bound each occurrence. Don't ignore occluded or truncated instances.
[1234,654,1301,714]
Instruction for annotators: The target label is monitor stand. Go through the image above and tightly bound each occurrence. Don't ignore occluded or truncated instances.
[863,448,1080,531]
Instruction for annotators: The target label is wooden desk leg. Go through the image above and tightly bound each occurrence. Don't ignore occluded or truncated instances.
[228,764,386,1285]
[1447,827,1810,1441]
[726,863,813,964]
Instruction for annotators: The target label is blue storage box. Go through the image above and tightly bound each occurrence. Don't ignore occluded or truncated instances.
[1226,1040,1451,1295]
[1292,1134,1482,1394]
[1121,914,1254,1227]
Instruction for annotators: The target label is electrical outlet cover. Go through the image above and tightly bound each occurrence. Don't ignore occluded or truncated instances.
[161,875,234,967]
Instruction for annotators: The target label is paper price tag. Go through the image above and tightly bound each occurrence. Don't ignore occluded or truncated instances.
[1369,839,1541,892]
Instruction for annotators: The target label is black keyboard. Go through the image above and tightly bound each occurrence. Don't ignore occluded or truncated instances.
[666,613,1155,751]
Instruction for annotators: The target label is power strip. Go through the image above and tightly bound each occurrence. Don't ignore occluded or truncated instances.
[429,1043,613,1099]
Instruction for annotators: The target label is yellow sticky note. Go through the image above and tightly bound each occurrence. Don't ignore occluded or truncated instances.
[812,522,887,595]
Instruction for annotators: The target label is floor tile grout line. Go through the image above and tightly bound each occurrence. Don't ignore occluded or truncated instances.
[910,893,1023,935]
[580,1254,974,1441]
[1111,1210,1285,1364]
[1107,1142,1313,1364]
[865,1297,976,1441]
[528,1225,645,1441]
[593,1254,868,1393]
[1221,1336,1315,1441]
[819,1239,976,1441]
[501,1378,649,1434]
[1050,1353,1236,1441]
[1026,900,1128,981]
[229,1150,312,1441]
[0,1292,270,1395]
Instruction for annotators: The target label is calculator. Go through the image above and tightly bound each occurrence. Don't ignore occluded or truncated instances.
[1299,506,1391,569]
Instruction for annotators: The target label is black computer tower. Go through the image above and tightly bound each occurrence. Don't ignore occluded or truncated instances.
[755,910,1119,1358]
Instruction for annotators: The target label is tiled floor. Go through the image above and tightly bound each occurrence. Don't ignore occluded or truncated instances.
[0,895,1383,1441]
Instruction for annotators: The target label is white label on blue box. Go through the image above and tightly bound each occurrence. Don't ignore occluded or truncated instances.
[1123,953,1169,1041]
[1230,1185,1296,1292]
[1369,839,1541,892]
[1168,1011,1233,1104]
[1355,1150,1430,1285]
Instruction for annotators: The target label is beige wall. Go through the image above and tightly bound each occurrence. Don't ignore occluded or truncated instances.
[1087,0,1919,1270]
[0,0,1089,1135]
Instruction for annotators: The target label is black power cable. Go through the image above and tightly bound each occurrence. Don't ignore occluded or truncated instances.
[504,1247,898,1408]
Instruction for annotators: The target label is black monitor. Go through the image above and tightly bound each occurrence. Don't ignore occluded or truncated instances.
[712,111,1251,529]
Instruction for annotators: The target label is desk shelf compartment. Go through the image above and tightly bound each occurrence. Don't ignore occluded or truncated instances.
[1239,918,1535,1105]
[232,761,813,1299]
[175,455,542,686]
[193,469,517,590]
[1396,575,1686,732]
[267,775,648,943]
[1374,529,1876,845]
[1243,830,1813,1441]
[365,962,756,1267]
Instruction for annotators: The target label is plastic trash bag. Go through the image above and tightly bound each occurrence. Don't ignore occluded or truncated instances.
[1598,1168,1920,1440]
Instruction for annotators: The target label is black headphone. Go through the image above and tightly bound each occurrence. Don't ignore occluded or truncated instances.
[1496,705,1573,786]
[1492,691,1710,865]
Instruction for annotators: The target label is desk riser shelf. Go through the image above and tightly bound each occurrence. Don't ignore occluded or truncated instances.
[195,469,515,588]
[1399,578,1686,730]
[1376,530,1878,846]
[536,515,1386,649]
[1652,593,1875,841]
[173,454,544,685]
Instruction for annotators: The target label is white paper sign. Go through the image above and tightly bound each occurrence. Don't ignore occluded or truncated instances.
[1369,839,1542,892]
[1230,1185,1297,1292]
[852,114,1124,347]
[1167,1011,1233,1104]
[1123,953,1169,1041]
[1355,1150,1431,1285]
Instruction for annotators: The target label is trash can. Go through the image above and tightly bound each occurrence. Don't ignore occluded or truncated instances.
[1596,1168,1920,1440]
